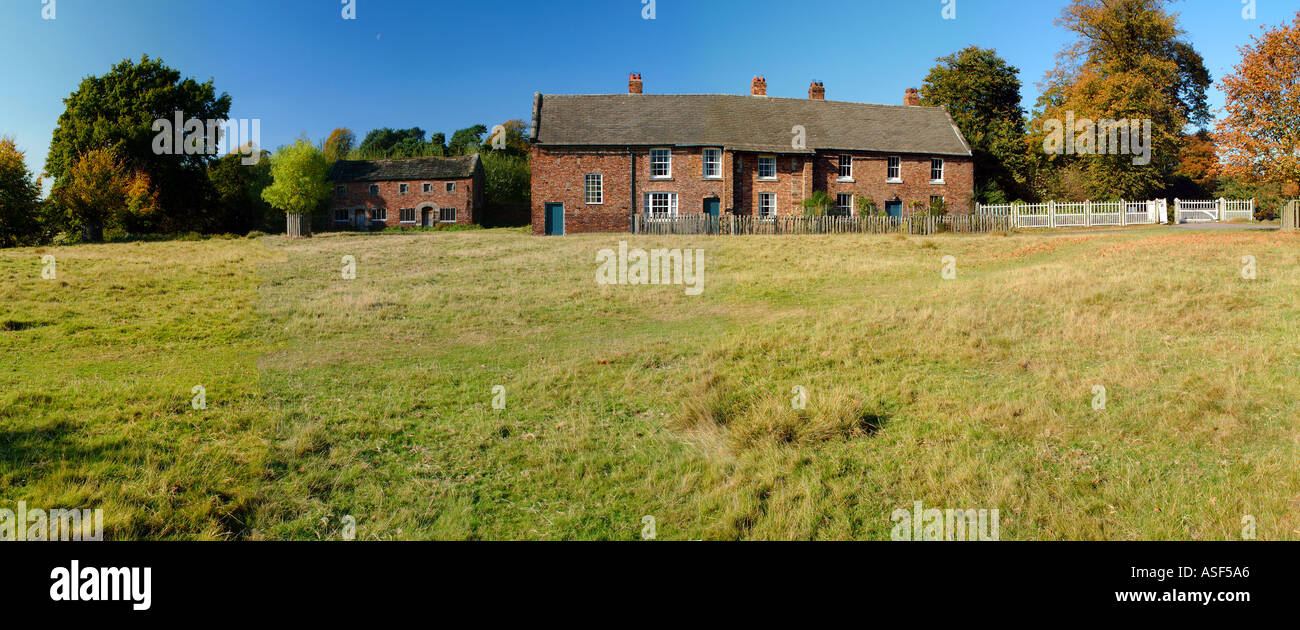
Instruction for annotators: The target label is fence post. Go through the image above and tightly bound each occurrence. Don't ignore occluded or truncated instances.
[1084,200,1092,227]
[1048,201,1056,228]
[1174,198,1181,224]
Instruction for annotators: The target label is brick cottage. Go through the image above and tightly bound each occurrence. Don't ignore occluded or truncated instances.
[528,75,974,235]
[326,155,485,229]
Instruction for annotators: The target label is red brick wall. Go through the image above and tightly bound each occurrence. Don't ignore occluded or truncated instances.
[813,153,974,216]
[328,176,480,228]
[531,146,732,234]
[531,146,973,233]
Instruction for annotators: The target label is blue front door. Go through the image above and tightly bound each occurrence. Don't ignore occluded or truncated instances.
[544,203,564,235]
[704,197,720,217]
[886,201,903,218]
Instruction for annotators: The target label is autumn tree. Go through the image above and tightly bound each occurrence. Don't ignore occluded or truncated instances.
[0,138,43,247]
[54,149,159,242]
[921,47,1030,203]
[1215,12,1300,194]
[322,128,356,163]
[1031,0,1210,200]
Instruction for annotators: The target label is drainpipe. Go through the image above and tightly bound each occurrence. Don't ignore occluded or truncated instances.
[629,148,637,234]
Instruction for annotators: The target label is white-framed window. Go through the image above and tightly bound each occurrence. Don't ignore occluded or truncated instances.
[369,184,380,196]
[645,192,678,217]
[702,148,722,179]
[422,183,432,193]
[335,185,346,199]
[400,208,416,223]
[838,155,853,180]
[372,207,387,221]
[399,183,409,195]
[650,148,672,178]
[929,195,945,212]
[446,182,456,193]
[333,208,349,222]
[439,207,457,223]
[758,192,776,218]
[584,174,603,204]
[758,156,776,180]
[930,158,945,183]
[835,193,853,217]
[887,156,901,182]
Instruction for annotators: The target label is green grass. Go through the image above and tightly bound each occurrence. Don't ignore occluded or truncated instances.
[3,226,1299,540]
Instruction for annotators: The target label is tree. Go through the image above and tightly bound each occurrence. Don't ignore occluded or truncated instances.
[53,149,159,242]
[208,149,274,234]
[921,47,1031,202]
[800,190,833,217]
[1215,12,1300,192]
[482,119,530,155]
[0,138,42,247]
[261,139,330,219]
[322,128,356,163]
[447,125,488,155]
[1031,0,1210,200]
[354,127,429,159]
[46,56,230,232]
[1169,130,1219,198]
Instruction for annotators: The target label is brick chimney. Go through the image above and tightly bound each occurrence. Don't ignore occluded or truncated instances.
[809,81,825,100]
[751,76,767,96]
[904,87,921,106]
[629,73,643,94]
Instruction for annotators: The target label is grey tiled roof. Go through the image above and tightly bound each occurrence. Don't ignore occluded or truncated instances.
[327,154,481,182]
[531,94,972,156]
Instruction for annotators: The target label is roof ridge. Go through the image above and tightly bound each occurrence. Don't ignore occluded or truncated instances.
[542,93,947,111]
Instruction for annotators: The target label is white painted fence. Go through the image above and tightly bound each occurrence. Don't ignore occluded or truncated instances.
[976,199,1168,229]
[1174,198,1255,223]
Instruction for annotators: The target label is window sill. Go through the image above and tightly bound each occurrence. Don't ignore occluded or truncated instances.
[887,179,903,184]
[400,221,417,224]
[930,180,945,185]
[702,176,723,181]
[649,177,673,181]
[585,202,603,206]
[758,177,777,182]
[837,177,855,183]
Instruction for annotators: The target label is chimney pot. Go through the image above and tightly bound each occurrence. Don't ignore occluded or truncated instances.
[904,87,921,107]
[809,81,825,100]
[751,76,767,96]
[629,73,643,94]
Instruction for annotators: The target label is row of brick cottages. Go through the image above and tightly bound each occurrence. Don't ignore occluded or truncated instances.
[324,76,974,234]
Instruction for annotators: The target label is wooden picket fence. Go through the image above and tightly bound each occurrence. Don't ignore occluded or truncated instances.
[632,213,1011,236]
[976,199,1168,228]
[1282,200,1300,232]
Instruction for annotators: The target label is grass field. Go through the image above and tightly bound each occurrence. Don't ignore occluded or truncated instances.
[3,226,1299,540]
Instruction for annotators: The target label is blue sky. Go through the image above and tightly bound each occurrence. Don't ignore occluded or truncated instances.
[1,0,1295,178]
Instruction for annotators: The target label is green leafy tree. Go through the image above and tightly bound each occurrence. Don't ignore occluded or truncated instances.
[261,139,330,219]
[46,55,230,232]
[448,125,488,155]
[209,149,274,233]
[354,127,429,159]
[921,46,1031,202]
[800,190,833,217]
[481,152,530,207]
[0,138,43,247]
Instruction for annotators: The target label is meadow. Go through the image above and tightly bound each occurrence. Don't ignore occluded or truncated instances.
[2,225,1298,540]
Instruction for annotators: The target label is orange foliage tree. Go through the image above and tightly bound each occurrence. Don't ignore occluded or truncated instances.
[1216,13,1300,193]
[54,148,159,241]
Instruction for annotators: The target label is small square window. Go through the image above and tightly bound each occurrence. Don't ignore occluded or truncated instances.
[758,156,776,180]
[446,182,456,193]
[369,184,380,196]
[335,185,346,199]
[422,183,432,193]
[399,183,409,195]
[703,149,722,179]
[439,207,457,223]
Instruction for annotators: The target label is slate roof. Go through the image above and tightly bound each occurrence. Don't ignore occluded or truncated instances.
[530,93,972,157]
[327,154,481,182]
